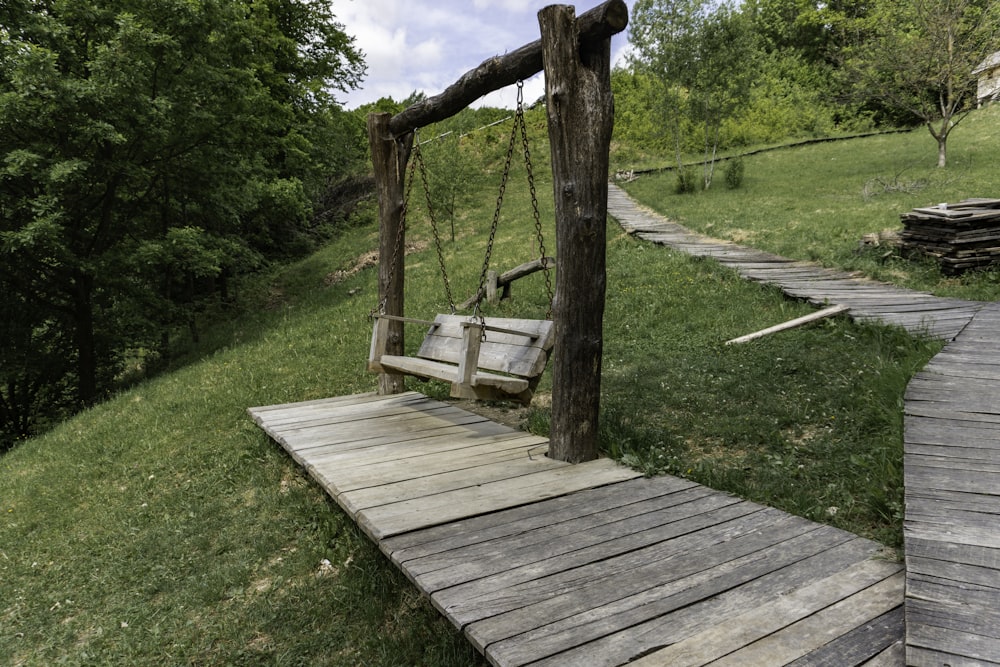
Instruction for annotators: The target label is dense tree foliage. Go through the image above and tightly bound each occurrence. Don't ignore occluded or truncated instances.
[0,0,366,450]
[618,0,999,169]
[843,0,1000,167]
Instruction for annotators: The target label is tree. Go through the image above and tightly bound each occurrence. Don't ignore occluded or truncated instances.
[0,0,364,447]
[845,0,1000,167]
[628,0,704,169]
[628,0,759,186]
[689,5,758,188]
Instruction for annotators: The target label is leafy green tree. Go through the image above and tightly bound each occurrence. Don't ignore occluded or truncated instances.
[844,0,1000,166]
[628,0,704,169]
[628,1,760,186]
[689,5,759,188]
[0,0,364,446]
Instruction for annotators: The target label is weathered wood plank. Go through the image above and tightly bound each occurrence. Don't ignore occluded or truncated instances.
[482,526,862,666]
[862,639,905,666]
[524,538,889,667]
[784,606,904,667]
[339,458,574,519]
[332,442,557,511]
[440,507,793,628]
[286,421,519,462]
[625,565,902,667]
[906,586,1000,641]
[401,484,722,584]
[270,401,475,436]
[309,435,549,489]
[904,463,1000,497]
[907,624,1000,666]
[356,458,641,540]
[907,645,1000,667]
[382,476,698,563]
[276,410,494,450]
[248,391,428,426]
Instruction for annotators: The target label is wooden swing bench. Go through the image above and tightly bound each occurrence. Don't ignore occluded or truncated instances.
[368,314,555,405]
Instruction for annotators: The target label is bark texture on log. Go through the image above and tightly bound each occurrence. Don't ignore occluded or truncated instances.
[388,0,627,137]
[541,5,615,463]
[367,113,413,395]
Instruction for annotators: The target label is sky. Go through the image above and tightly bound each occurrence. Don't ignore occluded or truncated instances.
[333,0,637,110]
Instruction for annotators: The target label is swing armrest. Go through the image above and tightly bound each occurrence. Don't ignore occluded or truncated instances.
[457,321,483,387]
[373,313,440,328]
[473,322,541,339]
[370,314,440,372]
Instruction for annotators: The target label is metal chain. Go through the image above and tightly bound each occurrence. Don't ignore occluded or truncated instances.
[517,85,555,319]
[413,137,456,312]
[473,84,521,321]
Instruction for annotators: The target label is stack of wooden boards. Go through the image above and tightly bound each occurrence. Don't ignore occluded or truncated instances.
[900,198,1000,274]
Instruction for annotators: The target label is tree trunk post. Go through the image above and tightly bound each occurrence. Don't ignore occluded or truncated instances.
[540,4,615,463]
[366,113,413,395]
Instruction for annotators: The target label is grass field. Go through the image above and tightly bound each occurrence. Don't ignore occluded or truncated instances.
[619,104,1000,302]
[3,105,995,664]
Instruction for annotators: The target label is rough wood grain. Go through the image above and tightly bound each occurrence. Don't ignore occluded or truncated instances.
[367,113,411,394]
[542,3,615,463]
[357,458,640,540]
[387,0,628,136]
[903,302,1000,666]
[631,567,902,667]
[251,393,907,667]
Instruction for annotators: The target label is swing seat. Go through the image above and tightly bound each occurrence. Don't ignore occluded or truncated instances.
[368,314,555,405]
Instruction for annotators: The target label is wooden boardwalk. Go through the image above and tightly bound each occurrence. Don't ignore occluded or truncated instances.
[608,185,1000,666]
[250,392,905,666]
[608,184,986,341]
[903,302,1000,667]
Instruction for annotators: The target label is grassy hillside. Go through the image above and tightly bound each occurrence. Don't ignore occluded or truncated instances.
[0,108,965,664]
[620,104,1000,302]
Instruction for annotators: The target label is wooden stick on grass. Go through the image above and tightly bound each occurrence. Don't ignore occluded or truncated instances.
[726,304,850,345]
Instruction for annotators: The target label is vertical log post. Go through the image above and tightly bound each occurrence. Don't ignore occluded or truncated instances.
[366,113,413,395]
[540,5,615,463]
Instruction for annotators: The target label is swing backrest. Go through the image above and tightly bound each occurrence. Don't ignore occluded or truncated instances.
[416,315,555,379]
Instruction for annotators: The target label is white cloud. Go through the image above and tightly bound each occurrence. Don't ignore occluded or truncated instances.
[336,0,636,109]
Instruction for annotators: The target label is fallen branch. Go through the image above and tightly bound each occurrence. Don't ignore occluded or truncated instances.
[725,304,850,345]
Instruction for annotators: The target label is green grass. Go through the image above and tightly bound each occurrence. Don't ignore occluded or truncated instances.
[620,105,1000,301]
[0,107,967,663]
[1,224,487,666]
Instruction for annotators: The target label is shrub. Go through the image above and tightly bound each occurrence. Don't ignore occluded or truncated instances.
[676,167,699,194]
[724,157,745,189]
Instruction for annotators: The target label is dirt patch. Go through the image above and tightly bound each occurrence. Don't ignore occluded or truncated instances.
[324,242,430,286]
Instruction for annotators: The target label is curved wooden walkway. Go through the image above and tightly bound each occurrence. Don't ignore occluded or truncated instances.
[902,303,1000,666]
[608,185,986,341]
[608,184,1000,667]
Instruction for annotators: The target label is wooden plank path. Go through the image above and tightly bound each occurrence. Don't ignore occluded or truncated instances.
[608,184,987,341]
[250,391,905,666]
[608,185,1000,665]
[903,302,1000,667]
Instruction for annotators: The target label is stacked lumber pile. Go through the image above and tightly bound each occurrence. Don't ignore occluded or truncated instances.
[900,198,1000,274]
